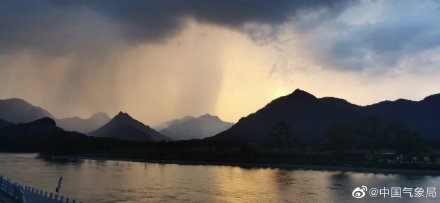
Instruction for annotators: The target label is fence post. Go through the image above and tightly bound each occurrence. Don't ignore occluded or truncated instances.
[0,177,80,203]
[0,175,3,190]
[13,183,17,198]
[6,179,10,194]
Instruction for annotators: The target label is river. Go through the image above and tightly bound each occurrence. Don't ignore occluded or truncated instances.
[1,153,439,202]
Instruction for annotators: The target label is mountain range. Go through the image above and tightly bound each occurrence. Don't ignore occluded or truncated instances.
[0,98,227,142]
[208,89,440,144]
[89,112,170,142]
[365,93,440,140]
[0,98,109,133]
[158,114,234,140]
[56,112,110,133]
[0,117,84,151]
[2,89,440,145]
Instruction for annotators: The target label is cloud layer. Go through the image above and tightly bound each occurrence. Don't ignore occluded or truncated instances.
[298,0,440,72]
[1,0,440,125]
[2,0,440,72]
[0,0,355,54]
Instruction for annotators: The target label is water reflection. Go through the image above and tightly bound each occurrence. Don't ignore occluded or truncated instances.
[0,153,439,202]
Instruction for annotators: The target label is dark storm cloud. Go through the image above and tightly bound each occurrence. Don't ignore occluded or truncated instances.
[0,0,356,54]
[325,18,440,70]
[310,0,440,71]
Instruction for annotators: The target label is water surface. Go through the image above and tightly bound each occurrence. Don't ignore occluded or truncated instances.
[0,153,439,202]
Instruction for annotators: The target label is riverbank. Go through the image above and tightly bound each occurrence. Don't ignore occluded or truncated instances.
[46,155,440,176]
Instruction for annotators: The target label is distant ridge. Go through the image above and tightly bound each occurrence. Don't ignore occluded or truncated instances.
[89,112,170,142]
[3,89,440,145]
[159,114,234,140]
[365,93,440,139]
[207,89,440,144]
[0,98,53,123]
[0,98,110,133]
[0,117,84,151]
[56,112,111,133]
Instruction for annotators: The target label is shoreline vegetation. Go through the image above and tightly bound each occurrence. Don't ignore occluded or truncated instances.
[40,154,440,176]
[11,116,440,177]
[3,113,440,176]
[4,116,440,177]
[3,91,440,178]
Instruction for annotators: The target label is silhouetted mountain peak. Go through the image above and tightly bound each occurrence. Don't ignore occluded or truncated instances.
[1,98,48,111]
[199,114,219,120]
[288,89,317,100]
[159,114,234,140]
[209,89,440,144]
[263,89,317,110]
[27,117,57,127]
[208,88,364,144]
[423,93,440,103]
[90,112,110,120]
[113,111,133,121]
[0,98,53,123]
[116,111,126,116]
[90,112,170,142]
[3,98,29,105]
[56,112,111,133]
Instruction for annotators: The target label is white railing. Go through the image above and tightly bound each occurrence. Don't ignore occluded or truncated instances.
[0,175,24,202]
[0,175,82,203]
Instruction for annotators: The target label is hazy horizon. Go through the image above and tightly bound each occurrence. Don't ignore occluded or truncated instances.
[1,87,438,127]
[1,0,440,126]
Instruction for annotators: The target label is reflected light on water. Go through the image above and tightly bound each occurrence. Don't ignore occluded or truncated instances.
[1,153,440,202]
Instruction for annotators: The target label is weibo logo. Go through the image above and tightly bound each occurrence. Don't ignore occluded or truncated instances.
[352,186,368,199]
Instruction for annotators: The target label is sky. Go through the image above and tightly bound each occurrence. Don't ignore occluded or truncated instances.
[1,0,440,126]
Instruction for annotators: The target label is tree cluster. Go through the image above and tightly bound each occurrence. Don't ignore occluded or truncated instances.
[326,117,427,156]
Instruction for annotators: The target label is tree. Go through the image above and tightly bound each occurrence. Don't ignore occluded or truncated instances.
[356,116,384,150]
[383,122,426,156]
[270,121,295,148]
[240,142,258,155]
[325,124,355,152]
